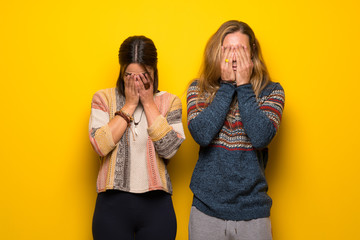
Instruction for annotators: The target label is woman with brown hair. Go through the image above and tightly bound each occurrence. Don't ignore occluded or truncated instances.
[187,20,285,239]
[89,35,185,240]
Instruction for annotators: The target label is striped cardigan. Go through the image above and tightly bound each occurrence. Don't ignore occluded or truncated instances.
[89,88,185,194]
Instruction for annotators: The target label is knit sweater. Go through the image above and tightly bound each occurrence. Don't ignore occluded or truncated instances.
[89,88,185,194]
[187,80,285,221]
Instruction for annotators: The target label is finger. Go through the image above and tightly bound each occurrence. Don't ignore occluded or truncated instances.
[126,74,132,94]
[235,45,243,67]
[221,46,225,61]
[229,46,236,69]
[233,46,242,73]
[124,77,128,89]
[125,74,132,88]
[222,46,231,64]
[124,73,131,87]
[131,74,139,93]
[139,72,149,84]
[134,74,140,86]
[243,46,253,71]
[242,46,250,63]
[233,46,239,65]
[237,45,247,68]
[223,46,231,71]
[141,77,150,92]
[142,73,151,90]
[137,73,149,90]
[243,45,252,62]
[134,77,141,92]
[226,46,233,64]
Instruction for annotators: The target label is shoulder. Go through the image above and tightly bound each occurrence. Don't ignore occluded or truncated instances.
[189,79,199,87]
[188,79,200,90]
[260,82,285,97]
[92,88,116,99]
[155,91,181,105]
[154,91,182,114]
[91,88,116,108]
[187,79,201,98]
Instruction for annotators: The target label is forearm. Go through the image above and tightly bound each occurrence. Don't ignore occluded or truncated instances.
[108,103,136,144]
[236,84,277,148]
[188,83,235,146]
[148,115,185,159]
[143,101,161,127]
[146,95,185,159]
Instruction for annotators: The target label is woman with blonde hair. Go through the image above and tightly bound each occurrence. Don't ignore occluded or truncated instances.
[187,20,285,240]
[89,36,185,239]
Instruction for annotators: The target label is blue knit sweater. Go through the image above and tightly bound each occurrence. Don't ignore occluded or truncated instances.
[187,80,285,221]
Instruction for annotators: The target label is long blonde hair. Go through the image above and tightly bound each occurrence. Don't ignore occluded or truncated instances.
[197,20,271,102]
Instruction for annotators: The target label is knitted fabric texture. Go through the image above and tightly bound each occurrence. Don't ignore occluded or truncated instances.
[89,88,185,194]
[187,80,285,221]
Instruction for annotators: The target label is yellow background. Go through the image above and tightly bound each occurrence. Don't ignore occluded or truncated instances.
[1,0,360,239]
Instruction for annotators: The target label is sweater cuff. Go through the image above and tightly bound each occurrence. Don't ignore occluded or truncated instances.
[147,115,172,141]
[235,84,255,102]
[94,124,116,155]
[220,80,236,86]
[218,82,236,99]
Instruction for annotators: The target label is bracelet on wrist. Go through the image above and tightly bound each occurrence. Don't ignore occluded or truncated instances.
[114,110,133,126]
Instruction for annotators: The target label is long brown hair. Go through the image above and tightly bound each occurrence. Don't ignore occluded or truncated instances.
[116,36,158,96]
[197,20,271,102]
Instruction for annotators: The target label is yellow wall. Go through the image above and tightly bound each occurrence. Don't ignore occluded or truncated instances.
[1,0,360,239]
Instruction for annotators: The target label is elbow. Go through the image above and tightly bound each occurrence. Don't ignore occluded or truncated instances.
[194,136,212,147]
[89,134,114,157]
[249,131,276,149]
[155,136,185,160]
[188,122,213,147]
[159,149,177,160]
[247,120,277,149]
[189,132,213,147]
[90,140,109,157]
[157,145,178,159]
[97,148,110,157]
[251,138,271,149]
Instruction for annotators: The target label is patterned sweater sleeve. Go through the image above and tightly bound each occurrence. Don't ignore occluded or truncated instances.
[187,81,235,146]
[236,83,285,149]
[88,90,116,157]
[147,95,185,159]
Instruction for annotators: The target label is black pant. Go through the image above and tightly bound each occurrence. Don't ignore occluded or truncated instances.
[92,190,177,240]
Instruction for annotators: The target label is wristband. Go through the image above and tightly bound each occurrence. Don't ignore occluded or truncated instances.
[115,110,133,126]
